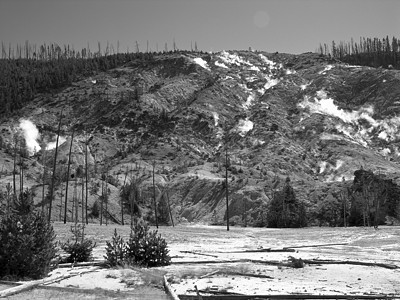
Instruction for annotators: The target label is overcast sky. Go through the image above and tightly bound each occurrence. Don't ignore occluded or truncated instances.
[1,0,399,54]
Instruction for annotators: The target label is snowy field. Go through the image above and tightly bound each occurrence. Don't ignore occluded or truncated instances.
[51,223,400,297]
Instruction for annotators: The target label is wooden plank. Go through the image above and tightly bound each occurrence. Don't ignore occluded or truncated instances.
[172,258,399,270]
[178,294,395,300]
[57,260,107,268]
[0,277,59,298]
[0,267,100,298]
[283,243,349,249]
[302,259,398,270]
[164,275,180,300]
[215,248,295,253]
[180,251,219,258]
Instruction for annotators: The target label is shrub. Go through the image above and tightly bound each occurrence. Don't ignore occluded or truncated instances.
[104,229,126,267]
[125,220,171,267]
[0,211,57,279]
[60,224,96,263]
[104,220,170,268]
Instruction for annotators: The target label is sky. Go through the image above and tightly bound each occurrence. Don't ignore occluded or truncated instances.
[1,0,399,55]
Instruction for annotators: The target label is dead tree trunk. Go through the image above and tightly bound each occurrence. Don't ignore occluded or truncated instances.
[100,175,104,226]
[105,166,108,226]
[48,109,63,222]
[13,138,17,198]
[225,147,229,231]
[85,131,89,225]
[166,187,174,227]
[153,161,158,228]
[64,130,75,223]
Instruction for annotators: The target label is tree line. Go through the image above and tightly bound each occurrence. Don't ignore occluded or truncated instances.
[317,36,400,69]
[310,169,400,227]
[0,41,205,117]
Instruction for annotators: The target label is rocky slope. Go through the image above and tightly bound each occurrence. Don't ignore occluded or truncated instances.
[1,50,400,224]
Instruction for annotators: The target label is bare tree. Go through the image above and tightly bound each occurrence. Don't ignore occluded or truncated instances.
[48,108,64,222]
[153,161,158,228]
[225,147,229,231]
[85,130,89,224]
[64,129,75,223]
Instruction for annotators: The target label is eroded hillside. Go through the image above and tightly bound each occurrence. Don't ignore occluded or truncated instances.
[1,50,400,224]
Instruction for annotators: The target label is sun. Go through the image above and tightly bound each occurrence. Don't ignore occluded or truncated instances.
[253,10,270,29]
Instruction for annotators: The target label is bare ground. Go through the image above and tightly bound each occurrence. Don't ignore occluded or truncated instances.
[2,223,399,299]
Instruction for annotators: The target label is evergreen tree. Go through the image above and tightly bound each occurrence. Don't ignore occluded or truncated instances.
[267,177,307,228]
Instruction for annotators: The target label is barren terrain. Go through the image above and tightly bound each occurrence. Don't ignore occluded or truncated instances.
[43,224,400,298]
[1,223,399,299]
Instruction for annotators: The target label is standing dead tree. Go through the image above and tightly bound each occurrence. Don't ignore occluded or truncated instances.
[152,161,158,229]
[64,129,75,224]
[48,107,64,223]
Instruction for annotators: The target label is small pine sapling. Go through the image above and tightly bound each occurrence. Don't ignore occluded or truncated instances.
[104,229,126,267]
[61,224,96,263]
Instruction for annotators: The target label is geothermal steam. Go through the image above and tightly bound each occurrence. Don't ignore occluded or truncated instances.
[18,119,67,155]
[19,119,41,155]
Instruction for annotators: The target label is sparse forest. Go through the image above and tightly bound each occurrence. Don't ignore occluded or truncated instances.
[0,41,204,116]
[318,36,400,69]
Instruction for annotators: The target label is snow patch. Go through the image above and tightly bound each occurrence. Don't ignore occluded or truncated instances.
[335,160,343,170]
[258,54,277,69]
[335,123,369,147]
[264,76,279,90]
[319,161,327,173]
[249,65,260,72]
[46,136,67,150]
[237,118,254,137]
[378,131,388,140]
[318,65,334,74]
[215,61,229,69]
[212,112,219,126]
[193,58,210,71]
[218,51,251,67]
[380,148,391,156]
[243,92,255,109]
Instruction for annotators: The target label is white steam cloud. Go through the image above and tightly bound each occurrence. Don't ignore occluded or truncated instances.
[19,119,41,155]
[18,119,68,155]
[299,90,400,143]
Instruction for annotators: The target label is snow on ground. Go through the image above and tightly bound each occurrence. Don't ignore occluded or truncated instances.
[46,136,67,150]
[218,51,252,67]
[318,64,334,74]
[212,112,219,126]
[193,57,210,71]
[380,148,391,156]
[300,84,308,90]
[263,76,279,90]
[243,92,255,110]
[236,118,254,136]
[319,161,327,173]
[249,65,260,72]
[335,123,369,147]
[48,224,400,297]
[163,226,400,297]
[285,68,296,75]
[214,60,229,69]
[259,54,277,69]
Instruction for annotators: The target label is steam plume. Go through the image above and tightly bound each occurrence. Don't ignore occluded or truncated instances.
[19,119,41,155]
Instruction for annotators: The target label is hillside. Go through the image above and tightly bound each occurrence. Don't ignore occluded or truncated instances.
[1,50,400,225]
